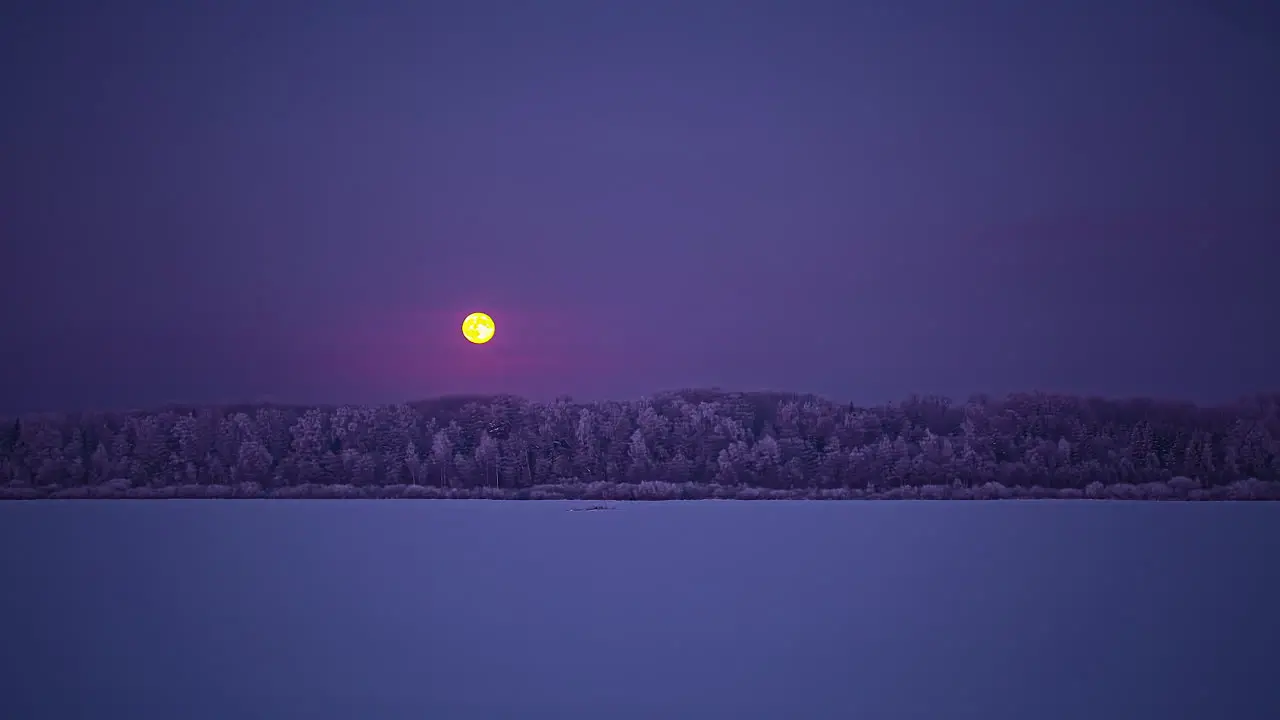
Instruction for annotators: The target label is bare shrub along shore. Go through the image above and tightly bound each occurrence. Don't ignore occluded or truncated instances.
[2,389,1278,500]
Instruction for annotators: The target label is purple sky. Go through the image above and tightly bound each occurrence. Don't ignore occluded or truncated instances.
[2,0,1277,414]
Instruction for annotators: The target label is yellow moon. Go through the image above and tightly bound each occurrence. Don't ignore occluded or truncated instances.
[462,312,496,344]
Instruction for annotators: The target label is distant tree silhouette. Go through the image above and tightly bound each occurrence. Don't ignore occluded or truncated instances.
[2,390,1279,499]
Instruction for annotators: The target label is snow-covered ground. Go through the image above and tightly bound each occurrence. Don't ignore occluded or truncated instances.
[1,500,1276,719]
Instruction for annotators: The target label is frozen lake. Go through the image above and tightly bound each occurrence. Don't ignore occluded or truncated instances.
[2,500,1277,719]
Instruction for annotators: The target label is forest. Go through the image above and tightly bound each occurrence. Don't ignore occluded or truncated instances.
[2,389,1279,500]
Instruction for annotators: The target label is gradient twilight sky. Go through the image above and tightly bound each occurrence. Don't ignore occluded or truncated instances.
[2,0,1277,414]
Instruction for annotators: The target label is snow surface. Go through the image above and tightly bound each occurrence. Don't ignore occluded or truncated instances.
[1,500,1277,719]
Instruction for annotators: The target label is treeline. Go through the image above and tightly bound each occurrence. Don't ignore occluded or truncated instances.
[2,389,1280,500]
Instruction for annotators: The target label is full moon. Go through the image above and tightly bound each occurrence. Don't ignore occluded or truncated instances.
[462,312,496,344]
